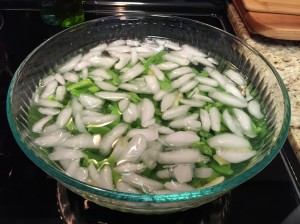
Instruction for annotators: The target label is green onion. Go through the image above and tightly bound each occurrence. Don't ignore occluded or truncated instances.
[193,68,209,77]
[190,178,205,188]
[216,58,228,73]
[106,69,121,86]
[209,160,233,175]
[204,170,221,183]
[48,95,56,101]
[128,92,142,104]
[159,79,172,91]
[144,50,167,71]
[66,118,80,134]
[87,126,111,135]
[88,86,100,93]
[70,88,88,96]
[191,141,213,156]
[80,149,106,167]
[67,79,94,91]
[199,130,213,139]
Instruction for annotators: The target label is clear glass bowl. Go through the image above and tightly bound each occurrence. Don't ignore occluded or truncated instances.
[6,15,291,214]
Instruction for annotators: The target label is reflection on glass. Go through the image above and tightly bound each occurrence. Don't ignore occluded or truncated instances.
[0,14,3,30]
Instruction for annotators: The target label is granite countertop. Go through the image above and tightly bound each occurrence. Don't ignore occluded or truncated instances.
[227,4,300,161]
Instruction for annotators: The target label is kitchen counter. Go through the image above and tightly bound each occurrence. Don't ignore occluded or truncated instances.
[227,4,300,162]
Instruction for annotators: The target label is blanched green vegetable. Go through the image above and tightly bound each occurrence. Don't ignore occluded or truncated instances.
[28,37,267,194]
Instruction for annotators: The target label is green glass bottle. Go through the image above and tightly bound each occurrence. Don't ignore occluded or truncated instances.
[40,0,60,25]
[55,0,85,27]
[40,0,84,27]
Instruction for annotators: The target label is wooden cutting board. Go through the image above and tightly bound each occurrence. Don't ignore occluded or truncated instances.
[242,0,300,16]
[233,0,300,40]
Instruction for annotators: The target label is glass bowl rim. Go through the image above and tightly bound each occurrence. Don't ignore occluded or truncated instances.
[6,14,291,203]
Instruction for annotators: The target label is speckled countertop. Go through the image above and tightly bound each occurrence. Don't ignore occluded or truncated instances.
[227,4,300,161]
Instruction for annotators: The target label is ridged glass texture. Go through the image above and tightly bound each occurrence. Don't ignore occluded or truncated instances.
[6,15,291,214]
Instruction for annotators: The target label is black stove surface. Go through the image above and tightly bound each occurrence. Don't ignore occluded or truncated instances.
[1,2,300,224]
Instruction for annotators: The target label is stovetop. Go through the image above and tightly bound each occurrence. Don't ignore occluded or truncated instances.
[1,1,300,224]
